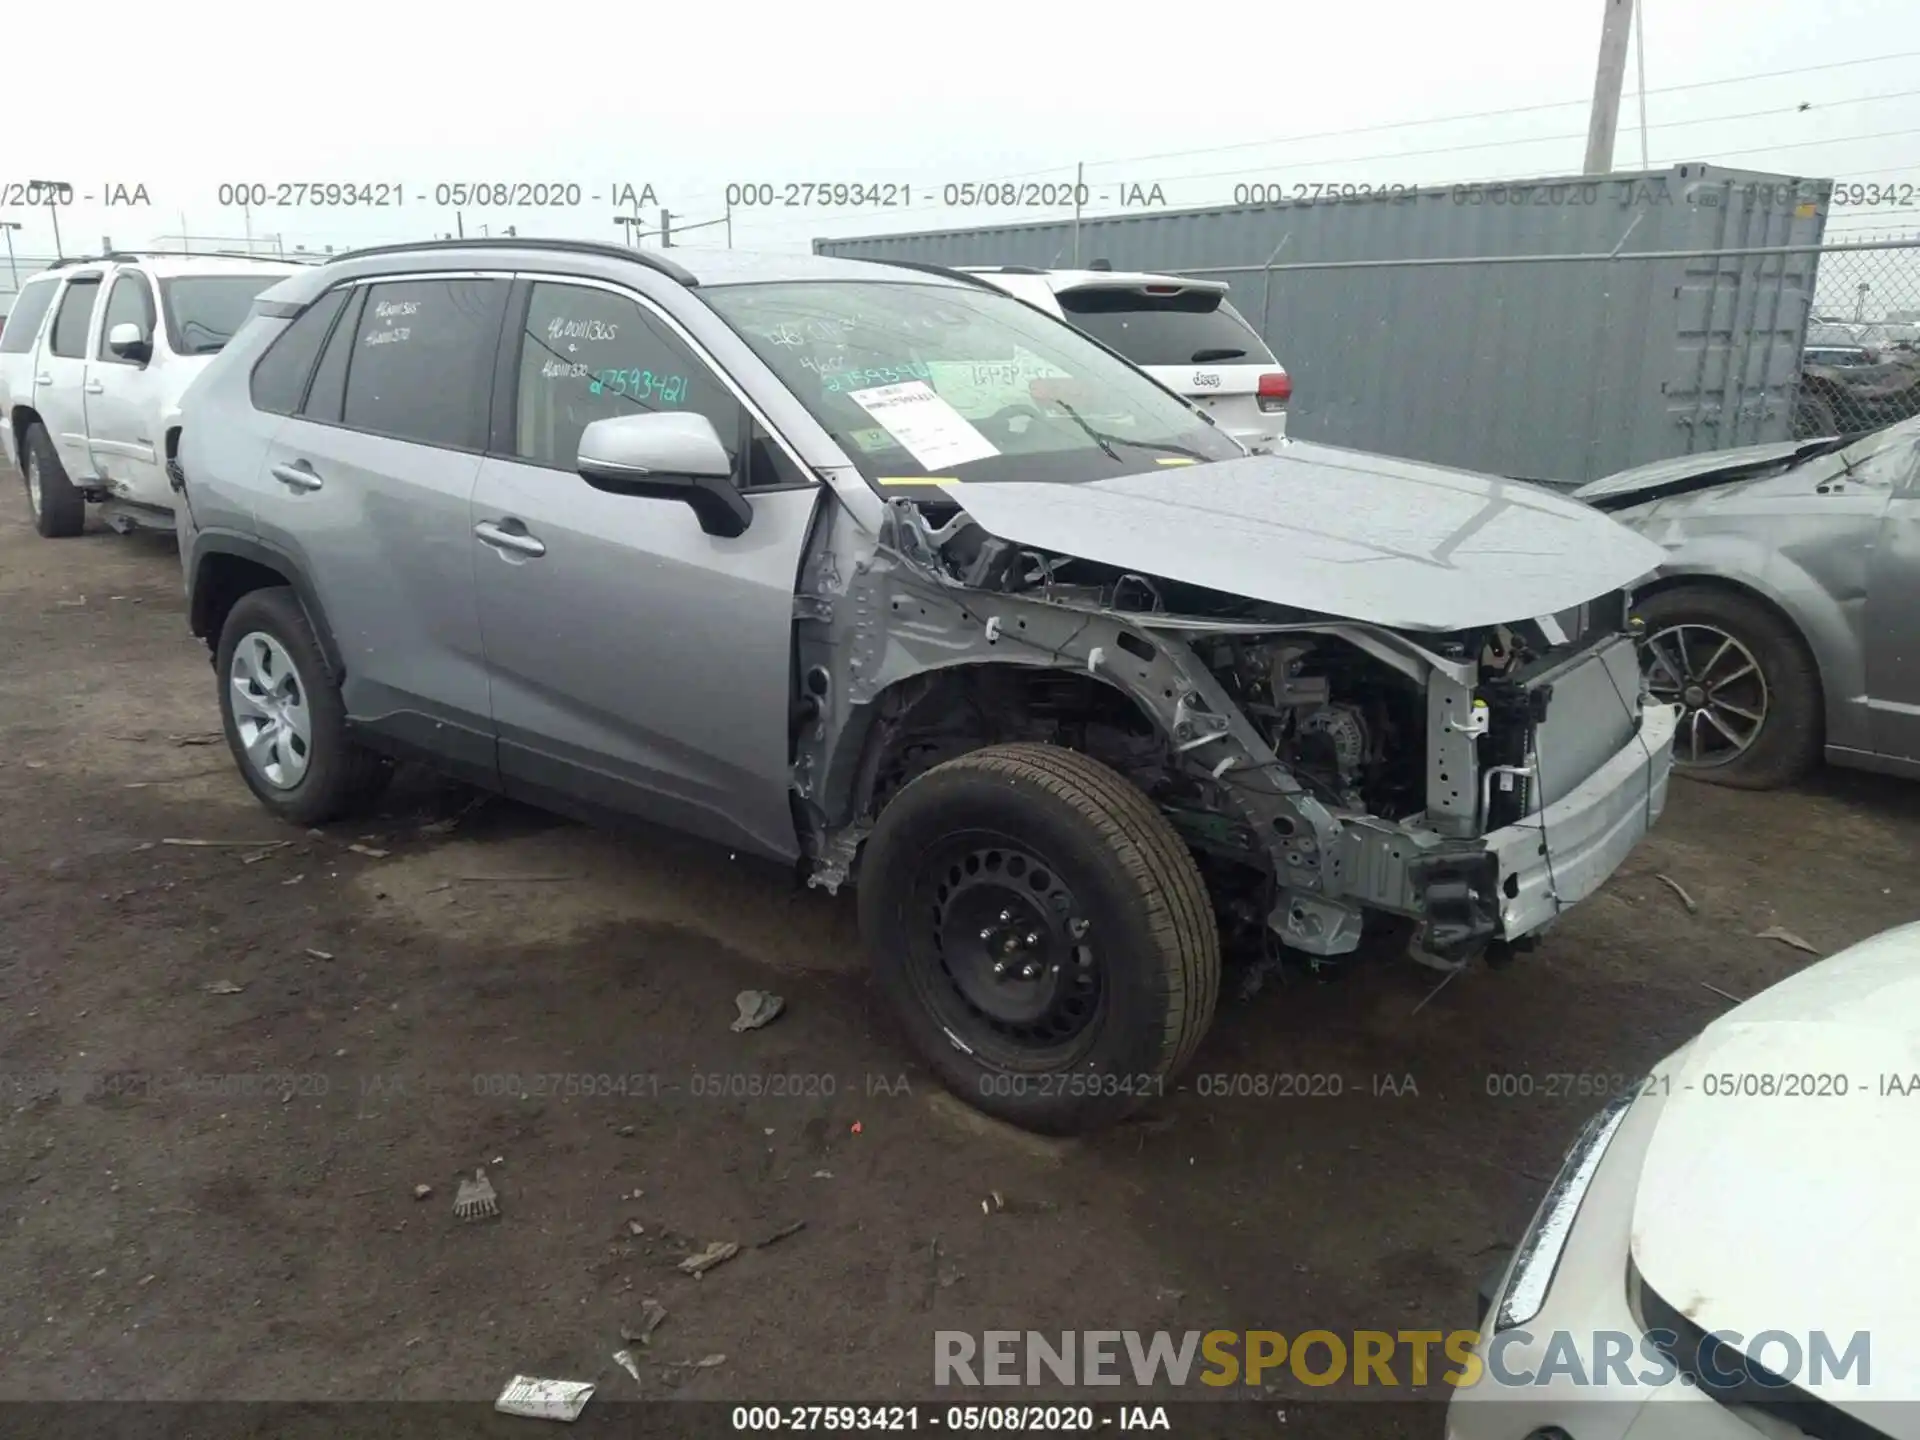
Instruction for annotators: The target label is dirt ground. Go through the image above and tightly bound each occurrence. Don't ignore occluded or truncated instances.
[2,470,1916,1431]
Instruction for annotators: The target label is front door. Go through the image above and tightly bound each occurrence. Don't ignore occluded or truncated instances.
[471,276,820,862]
[85,269,170,505]
[34,272,103,481]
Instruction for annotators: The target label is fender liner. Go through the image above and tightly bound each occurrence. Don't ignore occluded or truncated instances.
[188,529,346,681]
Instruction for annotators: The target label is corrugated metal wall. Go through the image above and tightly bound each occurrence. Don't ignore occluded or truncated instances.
[816,164,1832,484]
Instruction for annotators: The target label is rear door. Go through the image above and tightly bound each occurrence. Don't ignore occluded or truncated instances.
[1055,284,1289,448]
[252,273,508,783]
[0,276,65,468]
[35,271,104,480]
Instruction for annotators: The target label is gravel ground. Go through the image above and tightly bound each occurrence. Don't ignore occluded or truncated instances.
[2,472,1914,1433]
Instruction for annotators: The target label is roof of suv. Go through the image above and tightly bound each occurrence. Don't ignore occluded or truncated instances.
[252,240,979,310]
[41,253,308,281]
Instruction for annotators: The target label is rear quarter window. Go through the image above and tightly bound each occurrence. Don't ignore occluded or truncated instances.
[250,288,352,415]
[0,278,61,354]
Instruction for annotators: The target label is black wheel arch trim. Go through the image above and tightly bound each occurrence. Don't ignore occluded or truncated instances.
[188,529,346,681]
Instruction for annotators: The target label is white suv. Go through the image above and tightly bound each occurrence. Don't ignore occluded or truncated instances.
[1,252,304,537]
[958,265,1291,451]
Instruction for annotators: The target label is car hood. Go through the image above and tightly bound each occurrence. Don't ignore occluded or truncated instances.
[1572,437,1841,510]
[1630,922,1920,1413]
[944,442,1666,632]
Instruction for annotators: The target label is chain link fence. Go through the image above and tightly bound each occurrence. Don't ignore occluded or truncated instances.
[1795,237,1920,436]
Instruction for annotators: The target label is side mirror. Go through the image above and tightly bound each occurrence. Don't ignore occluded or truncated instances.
[108,321,151,363]
[576,412,751,538]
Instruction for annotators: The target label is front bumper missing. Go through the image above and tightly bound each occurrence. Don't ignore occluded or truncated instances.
[1485,698,1677,941]
[1344,697,1678,963]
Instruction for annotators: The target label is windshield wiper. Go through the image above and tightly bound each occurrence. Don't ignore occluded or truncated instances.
[1055,399,1211,463]
[1191,347,1247,363]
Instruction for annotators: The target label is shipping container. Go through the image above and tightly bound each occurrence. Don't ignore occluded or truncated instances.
[815,164,1834,484]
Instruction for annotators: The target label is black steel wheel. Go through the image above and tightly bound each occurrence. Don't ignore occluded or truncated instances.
[859,742,1220,1134]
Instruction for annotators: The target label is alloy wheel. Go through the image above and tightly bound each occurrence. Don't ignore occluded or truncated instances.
[229,630,313,789]
[1641,623,1769,767]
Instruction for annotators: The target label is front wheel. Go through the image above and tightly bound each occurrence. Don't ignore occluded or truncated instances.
[858,742,1220,1135]
[1633,585,1821,790]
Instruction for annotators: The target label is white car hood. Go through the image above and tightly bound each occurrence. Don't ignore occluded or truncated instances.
[1631,922,1920,1415]
[945,443,1666,632]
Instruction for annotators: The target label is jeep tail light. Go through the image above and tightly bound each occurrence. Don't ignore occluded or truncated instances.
[1257,371,1292,413]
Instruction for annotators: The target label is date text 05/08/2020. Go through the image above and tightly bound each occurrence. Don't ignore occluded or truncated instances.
[723,182,1170,209]
[212,182,659,209]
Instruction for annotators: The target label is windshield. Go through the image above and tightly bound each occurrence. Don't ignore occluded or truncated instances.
[703,280,1244,490]
[1056,287,1277,367]
[161,276,287,355]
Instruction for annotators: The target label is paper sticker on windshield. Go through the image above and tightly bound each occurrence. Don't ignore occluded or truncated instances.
[847,381,999,471]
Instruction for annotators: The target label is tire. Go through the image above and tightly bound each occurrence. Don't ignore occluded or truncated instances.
[1632,585,1821,790]
[858,742,1220,1135]
[21,423,85,538]
[215,586,391,825]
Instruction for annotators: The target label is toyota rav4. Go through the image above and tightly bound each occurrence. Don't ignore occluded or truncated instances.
[173,238,1678,1134]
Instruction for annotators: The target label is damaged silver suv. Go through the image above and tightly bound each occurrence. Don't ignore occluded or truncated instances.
[174,239,1679,1134]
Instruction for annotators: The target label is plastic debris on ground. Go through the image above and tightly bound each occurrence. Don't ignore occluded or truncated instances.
[730,990,785,1033]
[621,1297,668,1345]
[677,1240,739,1276]
[612,1350,643,1385]
[454,1168,500,1221]
[1757,925,1820,955]
[494,1375,594,1422]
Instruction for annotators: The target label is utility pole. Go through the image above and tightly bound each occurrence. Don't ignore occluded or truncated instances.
[1632,0,1650,170]
[456,211,465,239]
[0,221,20,290]
[1072,161,1083,266]
[30,181,67,258]
[1582,0,1635,175]
[614,214,644,248]
[660,208,673,248]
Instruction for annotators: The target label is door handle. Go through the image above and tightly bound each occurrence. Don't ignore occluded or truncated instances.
[269,462,324,492]
[474,520,547,558]
[35,373,52,386]
[84,380,105,395]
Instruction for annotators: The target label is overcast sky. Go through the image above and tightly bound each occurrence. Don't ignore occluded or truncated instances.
[3,0,1918,264]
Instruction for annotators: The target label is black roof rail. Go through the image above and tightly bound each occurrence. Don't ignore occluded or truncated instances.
[956,264,1050,275]
[861,259,1003,291]
[326,236,699,287]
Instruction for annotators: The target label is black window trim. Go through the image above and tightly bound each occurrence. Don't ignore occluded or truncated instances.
[46,271,105,359]
[247,284,355,418]
[283,270,515,456]
[94,269,159,366]
[493,269,818,494]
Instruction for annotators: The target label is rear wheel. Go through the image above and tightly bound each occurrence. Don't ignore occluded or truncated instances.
[1633,585,1821,790]
[21,423,84,538]
[215,587,391,825]
[859,742,1220,1135]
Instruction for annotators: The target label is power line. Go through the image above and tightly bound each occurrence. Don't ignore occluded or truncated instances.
[725,101,1920,239]
[672,45,1920,220]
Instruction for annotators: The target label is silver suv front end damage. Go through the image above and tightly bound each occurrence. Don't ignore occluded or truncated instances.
[793,496,1678,970]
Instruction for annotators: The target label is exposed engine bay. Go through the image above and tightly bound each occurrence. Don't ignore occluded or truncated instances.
[792,495,1673,973]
